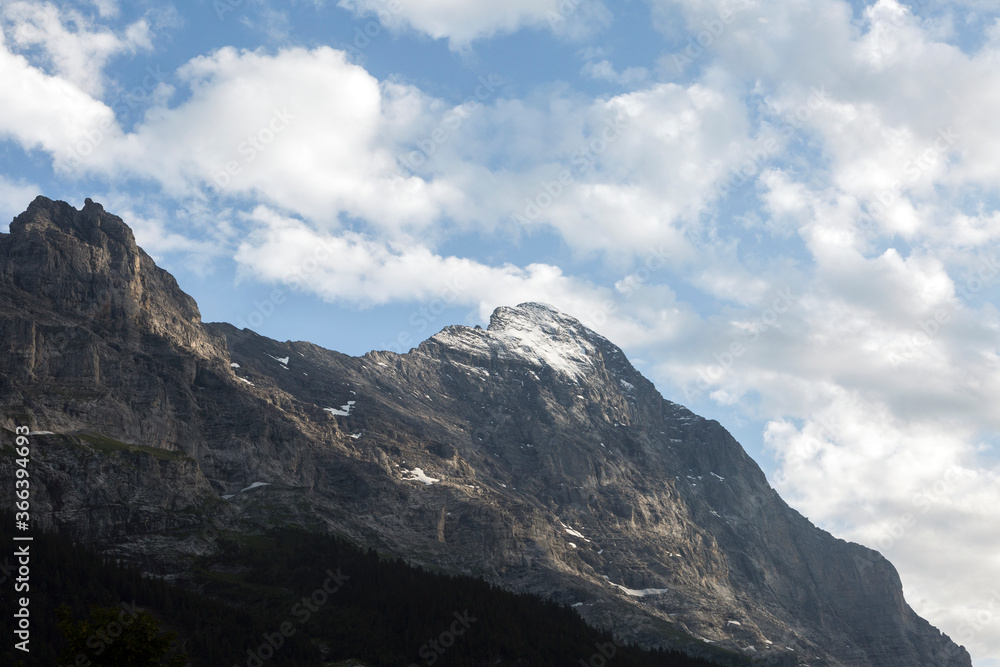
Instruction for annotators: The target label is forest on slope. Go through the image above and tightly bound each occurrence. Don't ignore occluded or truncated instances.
[0,509,752,666]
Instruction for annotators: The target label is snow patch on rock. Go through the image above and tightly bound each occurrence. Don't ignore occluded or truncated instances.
[324,401,356,417]
[402,468,439,485]
[560,522,592,542]
[430,303,613,383]
[604,577,669,598]
[240,481,271,493]
[222,481,271,501]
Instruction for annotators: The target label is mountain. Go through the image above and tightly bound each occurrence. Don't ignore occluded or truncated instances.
[0,507,730,667]
[0,197,973,666]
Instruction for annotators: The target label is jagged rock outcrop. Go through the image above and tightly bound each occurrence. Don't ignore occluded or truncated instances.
[0,196,222,359]
[0,197,973,665]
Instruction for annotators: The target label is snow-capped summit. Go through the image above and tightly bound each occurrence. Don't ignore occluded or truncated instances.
[487,302,584,332]
[427,302,613,382]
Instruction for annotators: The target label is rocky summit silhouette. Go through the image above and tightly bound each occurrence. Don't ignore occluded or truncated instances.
[0,197,972,665]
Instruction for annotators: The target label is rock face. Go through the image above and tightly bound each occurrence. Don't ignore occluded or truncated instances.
[0,197,972,666]
[1,197,220,358]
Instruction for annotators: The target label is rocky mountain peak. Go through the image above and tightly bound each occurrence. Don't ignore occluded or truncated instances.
[487,301,583,332]
[0,196,221,358]
[425,302,622,383]
[10,196,136,250]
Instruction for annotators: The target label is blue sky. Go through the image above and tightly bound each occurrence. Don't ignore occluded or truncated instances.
[2,0,1000,662]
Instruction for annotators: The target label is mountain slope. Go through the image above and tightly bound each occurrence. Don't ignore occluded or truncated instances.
[0,508,732,667]
[0,197,973,666]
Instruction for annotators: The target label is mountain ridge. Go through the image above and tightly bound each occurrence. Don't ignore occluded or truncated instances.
[0,197,973,666]
[0,195,222,360]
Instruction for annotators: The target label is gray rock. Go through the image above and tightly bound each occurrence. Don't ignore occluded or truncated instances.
[0,197,972,665]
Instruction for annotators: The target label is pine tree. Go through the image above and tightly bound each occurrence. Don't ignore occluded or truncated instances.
[56,604,188,667]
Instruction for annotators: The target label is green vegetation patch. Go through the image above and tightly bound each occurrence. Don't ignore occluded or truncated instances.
[77,432,191,462]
